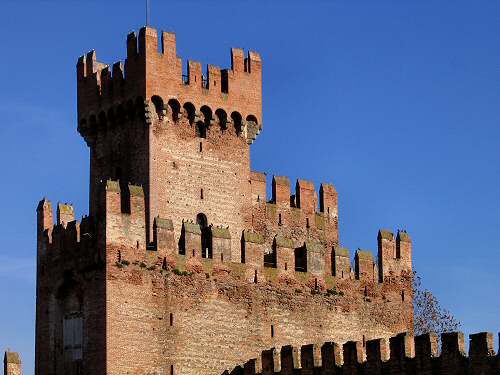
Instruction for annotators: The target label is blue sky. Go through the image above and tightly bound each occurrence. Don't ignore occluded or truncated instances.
[1,1,499,373]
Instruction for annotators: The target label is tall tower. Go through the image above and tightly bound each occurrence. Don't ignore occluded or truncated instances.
[36,27,413,375]
[77,27,262,253]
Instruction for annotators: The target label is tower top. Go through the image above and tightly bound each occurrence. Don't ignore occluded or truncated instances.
[77,27,262,146]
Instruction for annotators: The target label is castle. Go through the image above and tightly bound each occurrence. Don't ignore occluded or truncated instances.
[0,26,488,375]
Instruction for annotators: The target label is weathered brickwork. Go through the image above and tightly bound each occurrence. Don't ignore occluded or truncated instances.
[224,332,500,375]
[35,26,416,375]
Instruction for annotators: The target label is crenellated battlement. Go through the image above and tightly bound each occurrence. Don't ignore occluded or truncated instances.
[77,27,262,146]
[37,179,410,289]
[36,199,95,259]
[36,22,421,375]
[249,172,338,218]
[378,229,412,282]
[222,331,500,374]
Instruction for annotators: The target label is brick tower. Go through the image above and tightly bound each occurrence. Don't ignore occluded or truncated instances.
[36,27,413,375]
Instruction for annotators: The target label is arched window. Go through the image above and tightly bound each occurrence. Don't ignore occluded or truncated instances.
[151,95,165,121]
[246,115,258,126]
[215,108,228,131]
[200,105,212,126]
[183,102,196,125]
[168,99,181,122]
[231,111,243,135]
[196,213,208,228]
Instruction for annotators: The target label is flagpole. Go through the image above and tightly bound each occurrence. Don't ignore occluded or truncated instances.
[146,0,151,26]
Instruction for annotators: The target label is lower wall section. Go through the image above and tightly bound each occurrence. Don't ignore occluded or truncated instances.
[106,252,412,375]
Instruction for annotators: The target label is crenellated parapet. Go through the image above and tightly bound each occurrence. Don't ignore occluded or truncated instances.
[77,27,262,146]
[38,179,411,288]
[36,199,95,262]
[378,229,412,282]
[249,173,339,252]
[222,331,500,375]
[35,22,425,375]
[102,179,147,249]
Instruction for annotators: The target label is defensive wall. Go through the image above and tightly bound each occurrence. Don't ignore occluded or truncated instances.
[37,180,413,375]
[222,332,500,375]
[10,331,500,375]
[34,25,418,375]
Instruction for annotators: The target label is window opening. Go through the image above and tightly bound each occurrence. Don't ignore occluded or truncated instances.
[63,313,83,361]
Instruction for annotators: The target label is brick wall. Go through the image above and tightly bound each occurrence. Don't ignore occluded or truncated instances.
[105,251,412,375]
[35,26,414,375]
[224,332,500,375]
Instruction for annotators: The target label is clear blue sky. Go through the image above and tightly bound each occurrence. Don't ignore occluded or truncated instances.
[1,1,499,373]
